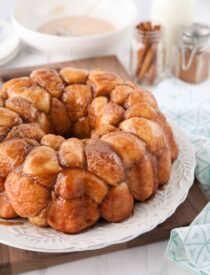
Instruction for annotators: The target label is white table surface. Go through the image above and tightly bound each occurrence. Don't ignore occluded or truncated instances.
[1,1,210,274]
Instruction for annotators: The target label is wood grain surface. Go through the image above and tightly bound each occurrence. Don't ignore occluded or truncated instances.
[0,55,129,81]
[0,56,208,275]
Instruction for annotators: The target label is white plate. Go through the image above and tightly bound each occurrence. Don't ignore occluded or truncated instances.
[0,124,195,253]
[12,0,137,56]
[0,20,20,66]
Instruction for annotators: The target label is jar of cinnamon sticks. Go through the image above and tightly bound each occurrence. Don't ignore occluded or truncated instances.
[131,21,165,85]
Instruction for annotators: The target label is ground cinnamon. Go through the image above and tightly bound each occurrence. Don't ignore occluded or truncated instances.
[174,48,210,84]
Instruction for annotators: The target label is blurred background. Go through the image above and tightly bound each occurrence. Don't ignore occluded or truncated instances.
[1,0,210,23]
[1,0,210,72]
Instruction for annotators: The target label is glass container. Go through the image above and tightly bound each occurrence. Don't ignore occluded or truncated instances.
[173,23,210,84]
[130,21,165,86]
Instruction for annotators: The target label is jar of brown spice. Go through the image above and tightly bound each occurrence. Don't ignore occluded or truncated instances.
[130,21,166,86]
[174,23,210,84]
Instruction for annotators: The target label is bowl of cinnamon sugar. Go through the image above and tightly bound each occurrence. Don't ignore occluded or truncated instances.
[12,0,137,57]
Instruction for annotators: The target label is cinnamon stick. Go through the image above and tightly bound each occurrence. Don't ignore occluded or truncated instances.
[138,44,157,81]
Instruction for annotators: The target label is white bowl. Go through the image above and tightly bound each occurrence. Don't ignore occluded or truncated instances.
[12,0,138,57]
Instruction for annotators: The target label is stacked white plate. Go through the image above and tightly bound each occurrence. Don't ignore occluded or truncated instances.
[0,20,20,66]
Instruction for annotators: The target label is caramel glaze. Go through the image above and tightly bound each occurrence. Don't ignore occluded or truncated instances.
[0,220,24,226]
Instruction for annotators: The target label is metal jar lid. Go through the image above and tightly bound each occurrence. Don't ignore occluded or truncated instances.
[182,23,210,46]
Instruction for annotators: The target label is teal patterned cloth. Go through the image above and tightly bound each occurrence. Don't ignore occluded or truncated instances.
[166,203,210,274]
[152,77,210,197]
[151,78,210,274]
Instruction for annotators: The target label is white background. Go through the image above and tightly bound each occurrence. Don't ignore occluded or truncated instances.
[0,1,210,274]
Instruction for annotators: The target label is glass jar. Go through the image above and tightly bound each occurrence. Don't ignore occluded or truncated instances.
[173,23,210,84]
[130,21,166,86]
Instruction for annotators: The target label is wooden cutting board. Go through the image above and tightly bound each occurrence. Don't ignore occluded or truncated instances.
[0,56,208,275]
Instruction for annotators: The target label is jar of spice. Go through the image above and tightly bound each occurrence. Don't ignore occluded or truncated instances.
[174,23,210,84]
[130,21,165,86]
